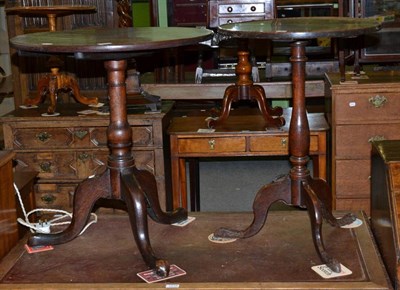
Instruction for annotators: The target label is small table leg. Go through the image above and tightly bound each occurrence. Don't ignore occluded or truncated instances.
[206,51,285,129]
[28,59,187,277]
[214,41,355,273]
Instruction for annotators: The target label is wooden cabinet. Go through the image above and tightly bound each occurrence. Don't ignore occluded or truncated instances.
[208,0,275,28]
[0,150,18,260]
[0,102,174,212]
[325,71,400,214]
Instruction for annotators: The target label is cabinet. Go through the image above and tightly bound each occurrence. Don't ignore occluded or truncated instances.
[0,102,174,212]
[208,0,275,28]
[325,71,400,215]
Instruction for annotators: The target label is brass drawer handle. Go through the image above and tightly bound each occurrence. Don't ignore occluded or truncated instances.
[36,131,52,142]
[369,95,387,108]
[41,194,56,204]
[208,139,216,150]
[75,130,88,140]
[39,161,52,172]
[368,135,385,143]
[281,138,287,148]
[78,153,90,161]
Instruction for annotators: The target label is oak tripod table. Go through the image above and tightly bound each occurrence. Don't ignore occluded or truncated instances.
[9,26,213,277]
[212,17,381,273]
[5,5,99,115]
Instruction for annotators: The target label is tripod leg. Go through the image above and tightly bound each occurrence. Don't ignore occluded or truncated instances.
[29,170,111,246]
[214,175,291,239]
[133,167,187,224]
[121,170,170,277]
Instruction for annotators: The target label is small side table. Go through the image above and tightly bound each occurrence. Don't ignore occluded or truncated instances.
[5,5,98,115]
[169,109,329,211]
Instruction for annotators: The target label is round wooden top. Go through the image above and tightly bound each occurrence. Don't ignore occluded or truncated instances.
[9,27,214,58]
[218,17,381,40]
[5,5,96,16]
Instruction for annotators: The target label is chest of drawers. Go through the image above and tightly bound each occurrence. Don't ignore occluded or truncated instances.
[0,102,174,212]
[325,71,400,215]
[208,0,275,28]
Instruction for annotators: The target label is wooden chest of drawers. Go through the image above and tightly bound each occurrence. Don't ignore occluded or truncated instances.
[325,71,400,214]
[0,102,174,211]
[208,0,275,28]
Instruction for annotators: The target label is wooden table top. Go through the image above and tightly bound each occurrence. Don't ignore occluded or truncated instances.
[0,211,390,288]
[168,108,329,134]
[9,27,213,56]
[218,17,381,40]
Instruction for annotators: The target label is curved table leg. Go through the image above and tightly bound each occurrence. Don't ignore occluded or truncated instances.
[120,169,170,277]
[28,169,111,246]
[133,167,187,224]
[214,174,291,239]
[206,85,238,128]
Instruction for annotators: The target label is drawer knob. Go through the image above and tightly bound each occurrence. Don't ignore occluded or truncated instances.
[251,6,256,11]
[41,194,56,205]
[369,95,387,108]
[368,135,385,143]
[39,161,52,172]
[208,139,216,150]
[227,6,233,12]
[281,138,287,148]
[36,131,51,142]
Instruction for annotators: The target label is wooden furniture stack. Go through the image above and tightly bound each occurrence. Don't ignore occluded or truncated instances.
[370,139,400,289]
[325,71,400,215]
[0,103,174,212]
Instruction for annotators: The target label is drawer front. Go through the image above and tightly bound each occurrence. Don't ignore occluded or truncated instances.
[335,124,400,159]
[10,125,153,149]
[249,135,319,153]
[218,16,266,26]
[35,183,77,210]
[218,3,265,14]
[178,137,246,153]
[335,160,370,198]
[91,126,154,147]
[14,150,155,180]
[334,92,400,123]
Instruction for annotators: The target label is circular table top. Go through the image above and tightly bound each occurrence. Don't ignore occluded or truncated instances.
[9,27,214,58]
[5,5,96,16]
[218,17,381,40]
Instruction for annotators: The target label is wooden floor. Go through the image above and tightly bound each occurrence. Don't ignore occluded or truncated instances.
[0,211,391,289]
